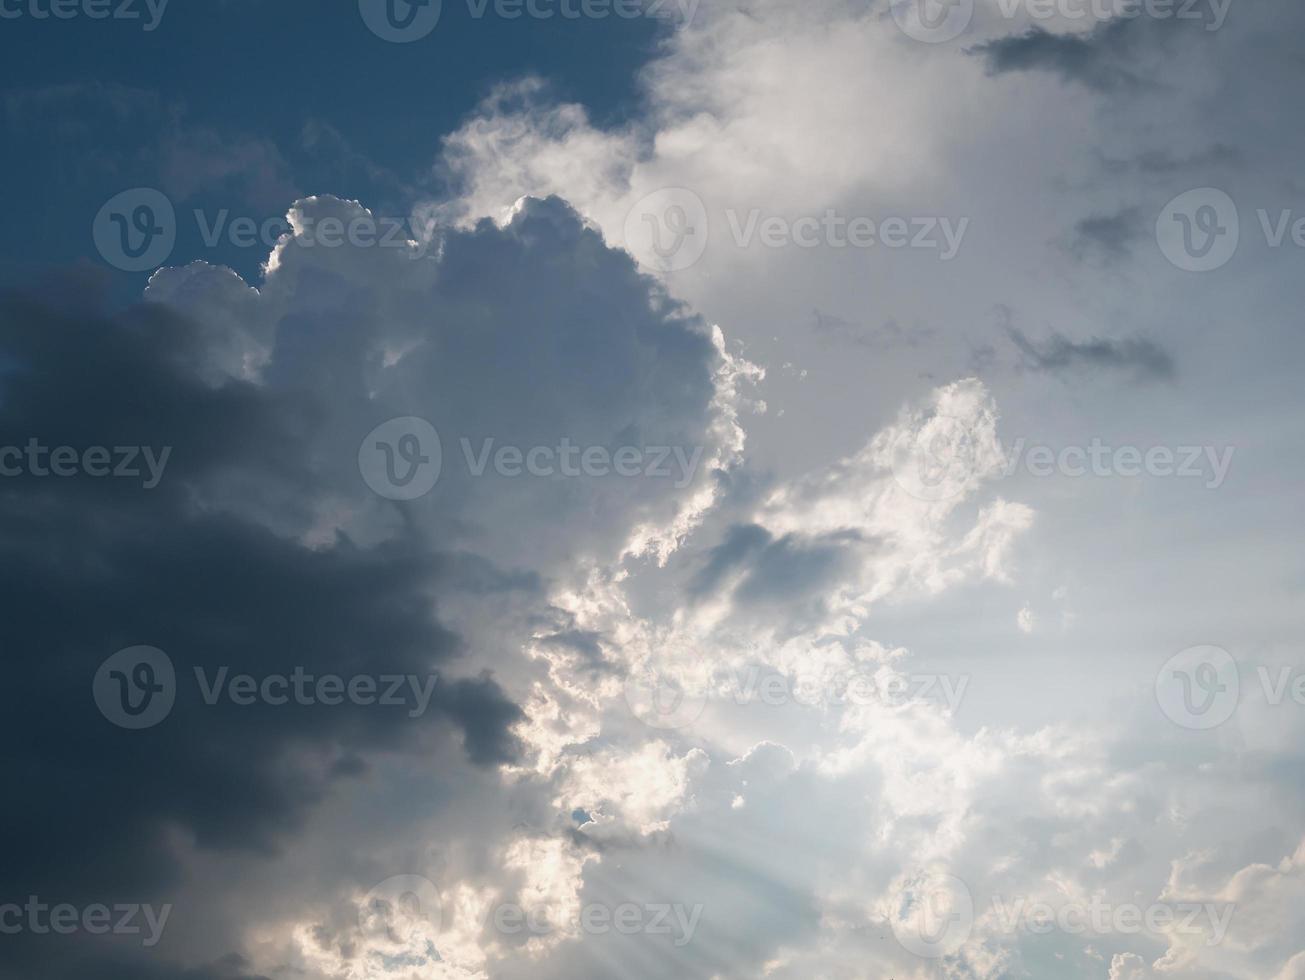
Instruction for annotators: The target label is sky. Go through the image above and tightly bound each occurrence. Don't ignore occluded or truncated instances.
[1,1,1304,979]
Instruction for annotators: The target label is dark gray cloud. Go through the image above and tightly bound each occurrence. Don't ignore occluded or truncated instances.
[6,951,271,980]
[0,286,522,978]
[536,628,619,679]
[689,522,773,598]
[0,193,736,980]
[687,523,867,636]
[732,531,861,607]
[1070,206,1146,261]
[974,20,1145,91]
[1008,326,1175,380]
[975,8,1233,92]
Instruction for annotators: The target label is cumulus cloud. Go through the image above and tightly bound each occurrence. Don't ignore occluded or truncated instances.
[0,190,752,980]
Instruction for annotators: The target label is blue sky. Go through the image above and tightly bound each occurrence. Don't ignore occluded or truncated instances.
[0,0,662,286]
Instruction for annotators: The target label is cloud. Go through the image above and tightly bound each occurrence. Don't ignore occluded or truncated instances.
[0,190,750,980]
[148,194,745,572]
[1071,206,1147,261]
[0,297,521,980]
[1008,327,1175,380]
[974,20,1147,91]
